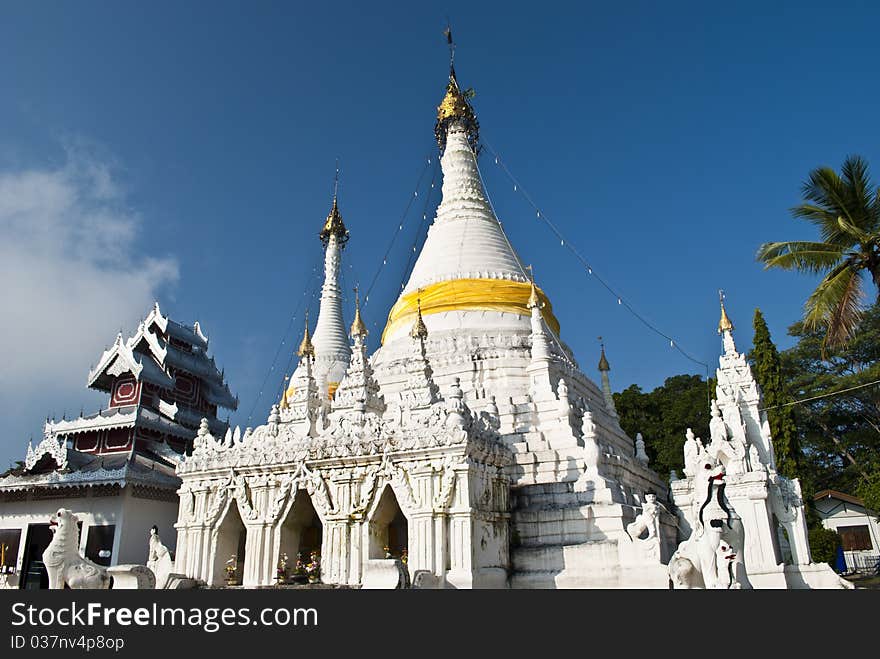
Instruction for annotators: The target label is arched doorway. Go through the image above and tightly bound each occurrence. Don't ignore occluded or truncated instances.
[279,489,323,567]
[213,502,246,586]
[369,486,408,560]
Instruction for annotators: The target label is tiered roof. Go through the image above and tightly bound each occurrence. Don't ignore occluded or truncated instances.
[0,302,237,493]
[87,302,236,409]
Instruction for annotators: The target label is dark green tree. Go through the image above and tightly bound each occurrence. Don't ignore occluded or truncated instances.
[750,308,801,479]
[808,526,841,565]
[614,374,712,480]
[779,302,880,511]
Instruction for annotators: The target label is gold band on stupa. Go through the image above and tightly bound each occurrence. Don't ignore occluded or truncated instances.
[381,278,560,344]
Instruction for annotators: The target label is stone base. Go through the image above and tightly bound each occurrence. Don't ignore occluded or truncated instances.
[445,567,509,589]
[165,574,199,589]
[361,559,409,589]
[108,564,156,590]
[510,540,669,588]
[747,563,854,589]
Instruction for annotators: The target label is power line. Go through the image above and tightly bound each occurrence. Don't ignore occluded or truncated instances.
[362,154,434,307]
[761,379,880,412]
[244,255,322,424]
[480,135,711,375]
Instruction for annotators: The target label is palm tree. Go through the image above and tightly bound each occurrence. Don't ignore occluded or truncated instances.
[757,155,880,350]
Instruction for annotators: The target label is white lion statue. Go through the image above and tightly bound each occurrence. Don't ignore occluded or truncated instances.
[43,508,111,590]
[667,458,751,589]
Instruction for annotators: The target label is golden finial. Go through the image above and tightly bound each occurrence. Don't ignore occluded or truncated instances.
[319,163,349,247]
[526,265,542,309]
[598,337,610,372]
[350,285,368,338]
[298,312,315,358]
[718,289,734,334]
[434,29,479,153]
[410,293,428,340]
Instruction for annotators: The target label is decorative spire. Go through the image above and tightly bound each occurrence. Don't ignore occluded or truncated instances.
[717,290,737,355]
[434,31,479,154]
[410,295,428,341]
[350,286,368,338]
[526,265,542,309]
[319,165,349,247]
[597,337,618,417]
[718,289,734,334]
[598,341,610,372]
[298,313,315,358]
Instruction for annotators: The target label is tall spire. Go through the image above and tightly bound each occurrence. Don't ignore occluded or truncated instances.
[311,170,353,397]
[378,48,559,346]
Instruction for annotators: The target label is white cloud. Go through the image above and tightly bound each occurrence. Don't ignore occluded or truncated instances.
[0,145,178,461]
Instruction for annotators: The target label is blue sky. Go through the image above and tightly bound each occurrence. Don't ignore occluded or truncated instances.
[1,1,879,462]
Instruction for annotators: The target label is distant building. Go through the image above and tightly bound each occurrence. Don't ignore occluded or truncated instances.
[0,303,236,589]
[814,490,880,573]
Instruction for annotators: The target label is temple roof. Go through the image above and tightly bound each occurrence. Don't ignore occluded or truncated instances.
[45,404,212,441]
[0,450,180,492]
[87,302,237,410]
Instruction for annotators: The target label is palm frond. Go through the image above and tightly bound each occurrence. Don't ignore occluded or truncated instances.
[792,156,880,245]
[803,262,865,349]
[757,241,844,273]
[840,155,873,226]
[836,215,872,244]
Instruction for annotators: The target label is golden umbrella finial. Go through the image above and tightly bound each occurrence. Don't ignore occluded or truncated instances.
[350,285,368,338]
[598,336,610,372]
[718,289,734,334]
[410,291,428,340]
[319,162,349,247]
[298,311,315,358]
[526,265,542,309]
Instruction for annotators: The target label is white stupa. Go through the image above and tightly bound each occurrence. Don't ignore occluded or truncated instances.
[170,55,846,589]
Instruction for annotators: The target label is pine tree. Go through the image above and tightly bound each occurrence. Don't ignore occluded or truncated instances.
[751,308,801,479]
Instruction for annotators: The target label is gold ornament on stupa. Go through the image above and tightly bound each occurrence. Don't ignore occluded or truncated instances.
[350,287,368,338]
[598,344,610,372]
[410,296,429,341]
[717,290,734,334]
[319,196,349,247]
[298,315,315,358]
[435,65,479,153]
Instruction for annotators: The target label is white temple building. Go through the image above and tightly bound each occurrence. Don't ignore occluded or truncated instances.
[170,59,849,589]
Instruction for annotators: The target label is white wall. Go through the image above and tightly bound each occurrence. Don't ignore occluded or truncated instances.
[815,496,880,570]
[0,486,178,588]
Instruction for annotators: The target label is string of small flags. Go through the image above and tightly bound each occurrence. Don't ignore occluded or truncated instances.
[362,154,435,309]
[271,276,326,405]
[245,257,323,424]
[480,136,710,373]
[399,164,440,291]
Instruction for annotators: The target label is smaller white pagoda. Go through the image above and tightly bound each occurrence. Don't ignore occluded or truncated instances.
[668,298,851,588]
